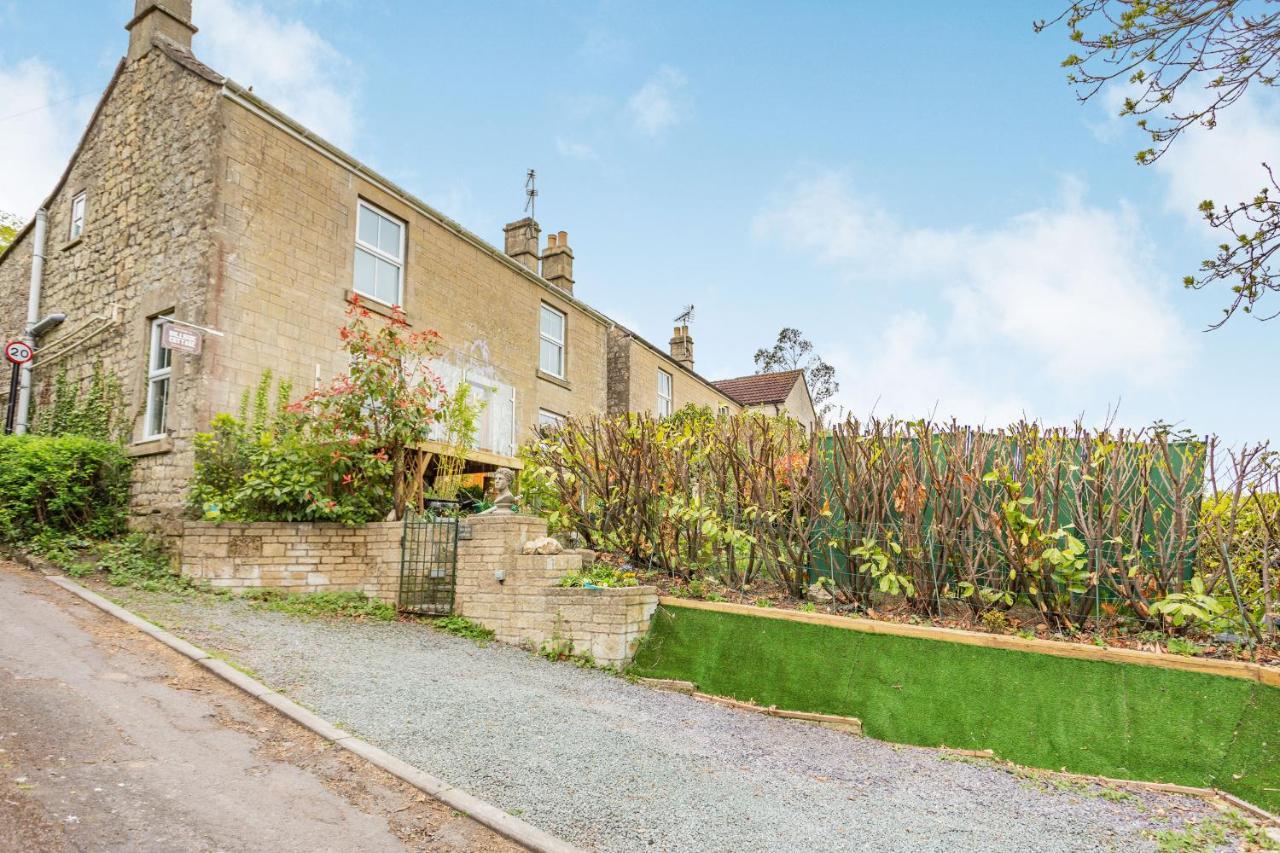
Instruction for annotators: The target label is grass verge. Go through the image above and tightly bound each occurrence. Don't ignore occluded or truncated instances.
[629,604,1280,814]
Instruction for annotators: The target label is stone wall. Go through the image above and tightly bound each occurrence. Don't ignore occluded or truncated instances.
[178,513,658,668]
[180,521,402,601]
[452,514,658,667]
[0,44,223,532]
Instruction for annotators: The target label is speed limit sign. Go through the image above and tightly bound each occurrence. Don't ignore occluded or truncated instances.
[4,340,33,365]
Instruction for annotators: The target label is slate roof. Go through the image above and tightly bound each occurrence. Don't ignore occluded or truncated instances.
[712,370,805,406]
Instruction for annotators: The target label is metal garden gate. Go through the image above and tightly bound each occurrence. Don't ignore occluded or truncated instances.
[397,511,458,615]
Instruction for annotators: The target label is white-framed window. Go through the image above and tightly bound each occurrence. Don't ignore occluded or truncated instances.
[539,304,566,377]
[657,369,673,417]
[69,192,86,240]
[538,408,565,429]
[353,199,404,306]
[144,314,173,439]
[718,405,730,417]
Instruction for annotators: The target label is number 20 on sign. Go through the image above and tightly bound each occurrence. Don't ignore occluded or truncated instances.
[4,340,33,365]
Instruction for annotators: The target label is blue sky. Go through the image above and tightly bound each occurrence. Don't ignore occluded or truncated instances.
[2,1,1277,444]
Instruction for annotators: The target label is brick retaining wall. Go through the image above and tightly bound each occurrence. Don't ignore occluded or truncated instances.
[179,514,657,667]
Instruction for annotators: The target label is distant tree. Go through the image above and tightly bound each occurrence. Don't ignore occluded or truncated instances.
[753,328,839,417]
[1038,2,1280,327]
[0,211,21,256]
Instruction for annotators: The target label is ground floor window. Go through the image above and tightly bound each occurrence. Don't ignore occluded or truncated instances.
[538,408,565,430]
[144,314,173,438]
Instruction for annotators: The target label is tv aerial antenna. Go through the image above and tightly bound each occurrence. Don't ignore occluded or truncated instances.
[524,169,538,240]
[674,304,695,326]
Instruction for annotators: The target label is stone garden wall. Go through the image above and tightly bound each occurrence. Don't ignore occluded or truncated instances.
[179,514,658,667]
[181,521,402,600]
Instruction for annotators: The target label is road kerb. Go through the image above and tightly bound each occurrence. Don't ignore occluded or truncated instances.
[43,574,584,853]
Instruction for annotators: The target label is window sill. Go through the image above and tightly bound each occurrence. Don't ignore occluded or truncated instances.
[536,369,571,391]
[345,289,407,322]
[126,435,174,457]
[60,236,83,252]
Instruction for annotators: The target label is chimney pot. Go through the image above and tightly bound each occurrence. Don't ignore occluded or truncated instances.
[547,233,557,249]
[558,230,568,246]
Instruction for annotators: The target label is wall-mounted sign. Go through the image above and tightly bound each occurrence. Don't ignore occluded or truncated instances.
[4,340,33,365]
[162,323,202,355]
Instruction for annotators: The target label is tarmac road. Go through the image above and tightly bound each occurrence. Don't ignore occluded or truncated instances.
[0,561,518,853]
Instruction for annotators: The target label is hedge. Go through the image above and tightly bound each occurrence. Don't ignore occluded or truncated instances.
[0,434,131,542]
[630,604,1280,813]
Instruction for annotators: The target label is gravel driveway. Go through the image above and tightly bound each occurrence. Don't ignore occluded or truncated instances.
[105,585,1246,852]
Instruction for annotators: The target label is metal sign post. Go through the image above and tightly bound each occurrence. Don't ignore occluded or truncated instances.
[4,340,34,435]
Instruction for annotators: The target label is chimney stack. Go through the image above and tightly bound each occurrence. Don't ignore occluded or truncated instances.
[669,324,694,369]
[502,217,540,271]
[126,1,196,61]
[541,230,574,293]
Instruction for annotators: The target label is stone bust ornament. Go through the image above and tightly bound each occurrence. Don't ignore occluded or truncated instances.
[481,467,517,515]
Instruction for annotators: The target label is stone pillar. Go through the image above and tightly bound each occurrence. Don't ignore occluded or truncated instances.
[541,231,574,293]
[502,217,540,272]
[126,1,197,60]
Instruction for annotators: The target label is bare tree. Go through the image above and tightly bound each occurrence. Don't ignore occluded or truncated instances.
[1037,1,1280,326]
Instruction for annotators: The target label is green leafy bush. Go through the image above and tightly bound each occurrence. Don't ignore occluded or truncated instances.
[241,588,395,620]
[432,614,495,644]
[0,435,130,542]
[559,562,639,589]
[99,534,187,592]
[189,300,454,523]
[33,363,126,442]
[188,373,390,524]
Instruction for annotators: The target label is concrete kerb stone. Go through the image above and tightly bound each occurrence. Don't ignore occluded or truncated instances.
[45,575,211,661]
[198,657,273,698]
[43,574,585,853]
[334,736,454,798]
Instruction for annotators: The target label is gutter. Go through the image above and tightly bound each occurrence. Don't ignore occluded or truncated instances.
[14,209,47,434]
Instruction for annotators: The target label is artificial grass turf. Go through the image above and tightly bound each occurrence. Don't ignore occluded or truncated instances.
[630,604,1280,813]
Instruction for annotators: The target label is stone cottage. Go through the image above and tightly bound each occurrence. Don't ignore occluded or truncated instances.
[0,1,814,530]
[713,370,818,435]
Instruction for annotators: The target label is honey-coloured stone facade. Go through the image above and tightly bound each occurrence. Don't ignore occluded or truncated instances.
[0,28,742,528]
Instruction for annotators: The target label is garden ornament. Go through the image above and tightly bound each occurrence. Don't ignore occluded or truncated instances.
[482,467,517,515]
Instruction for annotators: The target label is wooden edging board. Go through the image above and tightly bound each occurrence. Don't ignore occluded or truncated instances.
[657,596,1280,687]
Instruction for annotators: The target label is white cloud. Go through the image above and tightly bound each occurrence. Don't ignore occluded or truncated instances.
[755,172,1190,422]
[1155,96,1280,226]
[626,66,688,138]
[556,138,598,161]
[0,59,84,218]
[198,0,357,148]
[826,313,1029,425]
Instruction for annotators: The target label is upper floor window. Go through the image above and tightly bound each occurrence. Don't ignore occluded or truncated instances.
[69,192,86,240]
[539,304,565,377]
[718,405,730,417]
[354,200,404,306]
[657,369,673,417]
[144,314,173,439]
